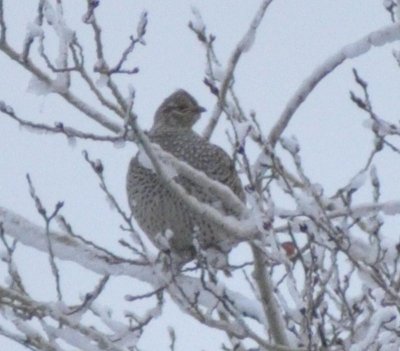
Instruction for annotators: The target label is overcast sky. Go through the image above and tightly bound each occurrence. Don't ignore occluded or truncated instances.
[0,1,399,350]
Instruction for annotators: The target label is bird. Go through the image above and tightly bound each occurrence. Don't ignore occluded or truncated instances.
[126,89,245,268]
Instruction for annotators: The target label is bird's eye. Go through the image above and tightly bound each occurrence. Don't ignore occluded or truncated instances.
[177,104,188,111]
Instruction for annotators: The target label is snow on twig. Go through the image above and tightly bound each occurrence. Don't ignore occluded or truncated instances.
[0,285,127,351]
[202,0,274,140]
[152,144,247,218]
[0,206,266,324]
[266,23,400,149]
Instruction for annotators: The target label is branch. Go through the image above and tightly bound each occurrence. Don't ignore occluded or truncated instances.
[0,206,265,324]
[0,285,126,351]
[152,144,247,217]
[202,0,274,139]
[0,101,126,143]
[251,244,290,347]
[0,0,6,43]
[266,23,400,149]
[128,116,257,241]
[0,41,122,133]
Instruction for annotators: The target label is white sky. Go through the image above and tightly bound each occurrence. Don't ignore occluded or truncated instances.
[0,1,399,350]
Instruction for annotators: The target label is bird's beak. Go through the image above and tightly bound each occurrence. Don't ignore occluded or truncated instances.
[195,106,207,114]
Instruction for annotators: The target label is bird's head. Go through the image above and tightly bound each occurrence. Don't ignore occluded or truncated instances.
[151,90,206,132]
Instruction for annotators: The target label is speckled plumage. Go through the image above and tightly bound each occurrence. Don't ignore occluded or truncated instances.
[127,90,244,264]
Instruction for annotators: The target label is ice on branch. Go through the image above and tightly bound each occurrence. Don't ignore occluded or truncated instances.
[27,76,52,96]
[67,136,77,147]
[346,171,367,193]
[24,22,44,44]
[46,2,74,92]
[113,139,126,149]
[364,117,399,136]
[266,22,400,149]
[137,145,179,180]
[382,0,394,10]
[233,120,252,147]
[281,135,300,154]
[96,74,109,88]
[190,7,206,33]
[137,147,155,172]
[238,30,255,53]
[126,84,136,107]
[350,305,398,351]
[136,11,148,44]
[213,66,225,81]
[294,190,320,217]
[0,101,14,115]
[348,234,379,264]
[382,201,400,215]
[343,23,400,58]
[342,40,371,59]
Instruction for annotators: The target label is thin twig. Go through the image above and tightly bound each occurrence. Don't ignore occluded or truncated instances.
[202,0,274,139]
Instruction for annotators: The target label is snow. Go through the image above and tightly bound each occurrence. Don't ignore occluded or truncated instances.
[238,30,255,53]
[27,76,52,96]
[370,25,400,46]
[93,159,103,172]
[25,22,43,40]
[96,74,109,88]
[3,3,400,351]
[256,152,273,169]
[280,135,300,154]
[203,247,229,270]
[45,324,99,351]
[346,171,367,192]
[382,0,393,10]
[67,136,77,147]
[233,120,251,146]
[294,190,320,217]
[370,164,379,186]
[382,201,400,215]
[349,235,379,264]
[350,306,397,351]
[14,320,42,342]
[155,151,179,179]
[342,24,400,60]
[190,7,205,33]
[19,124,46,135]
[42,2,75,93]
[342,40,371,58]
[0,101,14,115]
[137,147,155,171]
[113,139,126,149]
[211,66,224,82]
[285,274,304,311]
[154,230,171,250]
[136,11,148,43]
[0,249,8,260]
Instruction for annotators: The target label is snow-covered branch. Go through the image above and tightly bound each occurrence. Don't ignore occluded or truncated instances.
[266,23,400,149]
[153,143,247,217]
[1,1,400,350]
[0,39,122,133]
[128,115,257,241]
[0,206,266,323]
[201,0,274,140]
